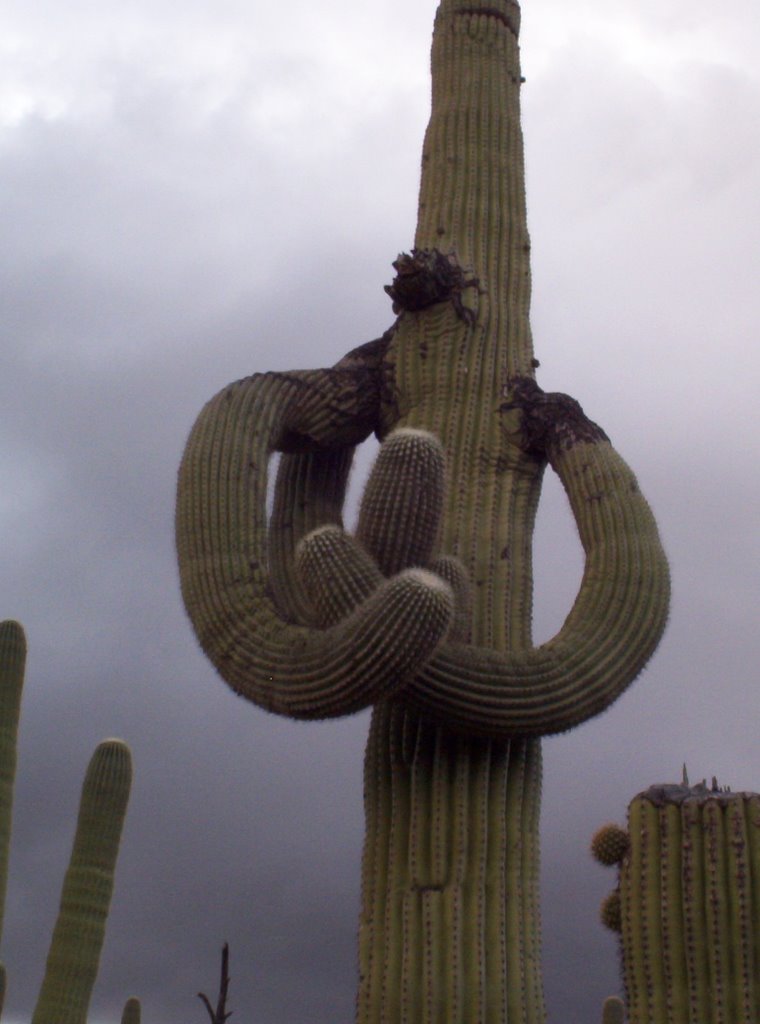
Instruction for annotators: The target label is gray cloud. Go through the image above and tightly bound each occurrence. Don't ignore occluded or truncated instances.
[1,1,758,1022]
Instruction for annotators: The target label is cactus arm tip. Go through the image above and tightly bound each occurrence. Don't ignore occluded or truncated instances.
[121,996,141,1024]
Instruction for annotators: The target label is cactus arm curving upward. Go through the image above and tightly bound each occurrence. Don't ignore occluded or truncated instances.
[177,356,668,736]
[176,341,455,720]
[295,390,669,738]
[409,427,670,736]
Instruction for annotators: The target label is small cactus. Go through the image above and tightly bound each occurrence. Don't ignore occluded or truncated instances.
[1,621,135,1023]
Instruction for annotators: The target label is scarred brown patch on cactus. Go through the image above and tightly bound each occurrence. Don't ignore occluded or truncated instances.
[384,248,480,325]
[500,376,609,458]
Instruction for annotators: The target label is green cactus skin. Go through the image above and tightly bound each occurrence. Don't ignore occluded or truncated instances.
[175,0,670,1019]
[0,620,26,946]
[32,739,132,1024]
[120,996,141,1024]
[596,784,760,1024]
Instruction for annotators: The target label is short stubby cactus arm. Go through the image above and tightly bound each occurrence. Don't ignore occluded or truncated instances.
[175,339,455,720]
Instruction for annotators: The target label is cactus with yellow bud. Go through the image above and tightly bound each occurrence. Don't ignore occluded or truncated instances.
[593,779,760,1023]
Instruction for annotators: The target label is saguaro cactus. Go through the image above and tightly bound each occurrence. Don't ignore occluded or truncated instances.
[32,738,133,1024]
[176,0,670,1020]
[0,620,25,947]
[594,782,760,1024]
[0,621,133,1024]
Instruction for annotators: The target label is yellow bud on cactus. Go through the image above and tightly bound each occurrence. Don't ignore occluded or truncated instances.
[591,824,630,866]
[600,890,623,933]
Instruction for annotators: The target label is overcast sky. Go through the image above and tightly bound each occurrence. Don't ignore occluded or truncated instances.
[1,0,759,1021]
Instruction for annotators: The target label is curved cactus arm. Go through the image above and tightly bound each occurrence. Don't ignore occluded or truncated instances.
[296,388,669,738]
[0,620,26,947]
[176,344,456,720]
[32,739,132,1024]
[404,383,670,737]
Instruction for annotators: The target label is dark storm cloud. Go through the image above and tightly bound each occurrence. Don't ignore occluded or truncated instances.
[1,1,758,1022]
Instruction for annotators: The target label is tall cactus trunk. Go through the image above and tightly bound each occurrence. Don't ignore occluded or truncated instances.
[359,708,542,1022]
[359,3,545,1020]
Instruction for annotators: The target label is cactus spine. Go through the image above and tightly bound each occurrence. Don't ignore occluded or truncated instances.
[176,0,670,1019]
[594,782,760,1023]
[0,621,133,1023]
